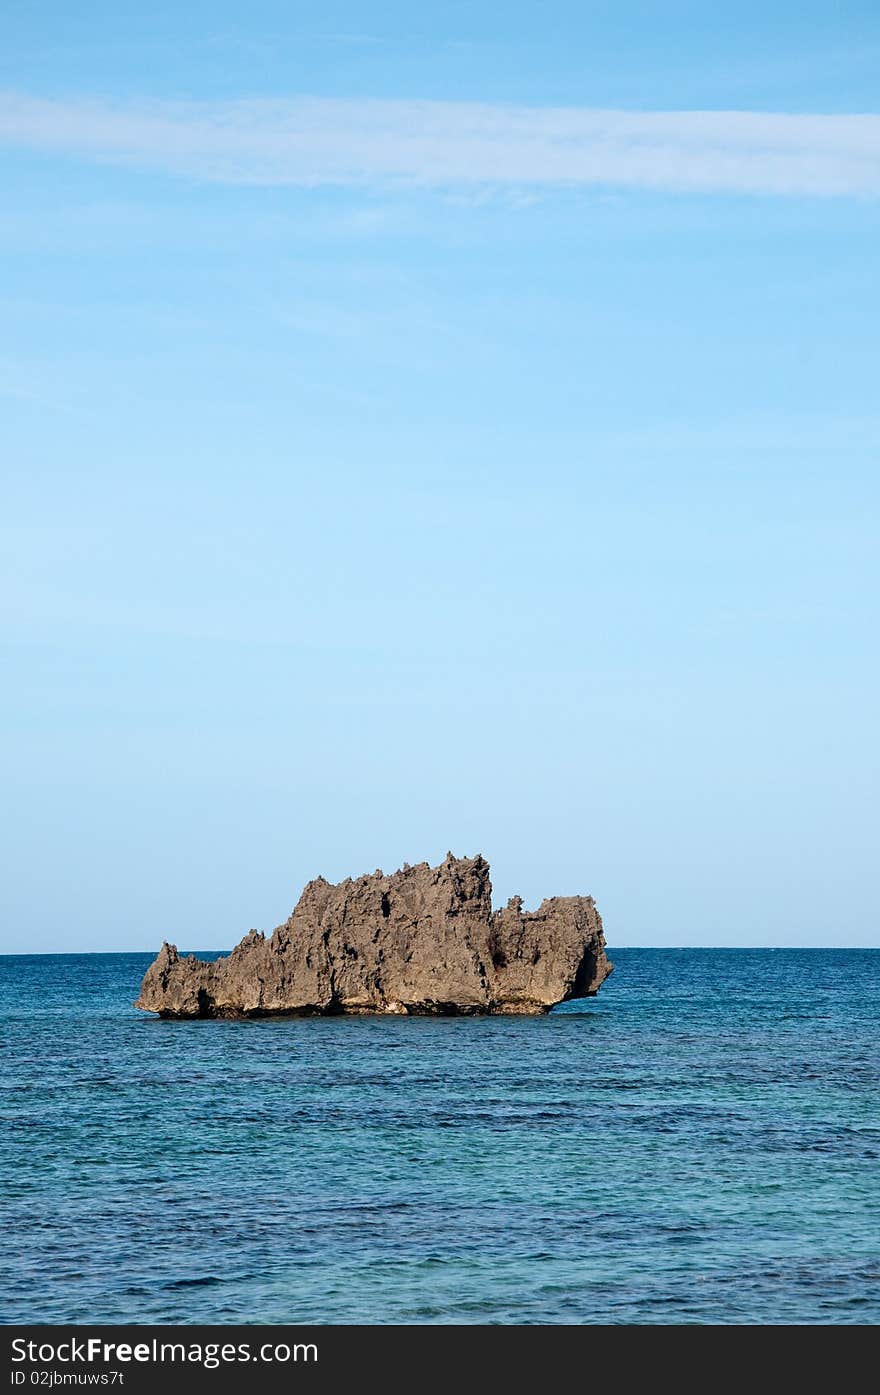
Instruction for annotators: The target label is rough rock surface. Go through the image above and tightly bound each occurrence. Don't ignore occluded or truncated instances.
[136,853,611,1018]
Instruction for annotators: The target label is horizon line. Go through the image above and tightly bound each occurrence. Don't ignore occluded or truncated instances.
[2,945,877,956]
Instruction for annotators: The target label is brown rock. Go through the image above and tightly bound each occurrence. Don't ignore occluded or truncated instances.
[135,853,612,1018]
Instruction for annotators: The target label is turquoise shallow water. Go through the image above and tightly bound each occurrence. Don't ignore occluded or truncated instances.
[1,949,878,1324]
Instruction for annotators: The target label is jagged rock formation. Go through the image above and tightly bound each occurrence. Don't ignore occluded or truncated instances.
[135,853,611,1018]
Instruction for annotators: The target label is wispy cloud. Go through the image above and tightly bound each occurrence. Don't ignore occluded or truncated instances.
[1,92,879,195]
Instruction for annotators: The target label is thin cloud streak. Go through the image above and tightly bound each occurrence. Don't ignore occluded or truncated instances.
[1,92,879,195]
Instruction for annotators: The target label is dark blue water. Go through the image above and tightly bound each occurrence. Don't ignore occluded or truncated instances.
[1,950,878,1324]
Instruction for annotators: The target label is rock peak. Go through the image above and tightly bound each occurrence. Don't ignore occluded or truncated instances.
[136,853,611,1018]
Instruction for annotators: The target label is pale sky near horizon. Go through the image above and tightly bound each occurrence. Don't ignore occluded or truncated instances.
[2,2,878,952]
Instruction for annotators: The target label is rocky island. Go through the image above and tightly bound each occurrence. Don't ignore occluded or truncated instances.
[136,852,611,1018]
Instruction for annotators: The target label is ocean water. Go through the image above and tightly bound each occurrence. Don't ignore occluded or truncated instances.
[1,948,878,1325]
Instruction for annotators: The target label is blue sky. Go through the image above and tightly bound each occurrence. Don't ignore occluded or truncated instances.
[1,2,878,951]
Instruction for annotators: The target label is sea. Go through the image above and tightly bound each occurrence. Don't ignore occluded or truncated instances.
[1,948,878,1325]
